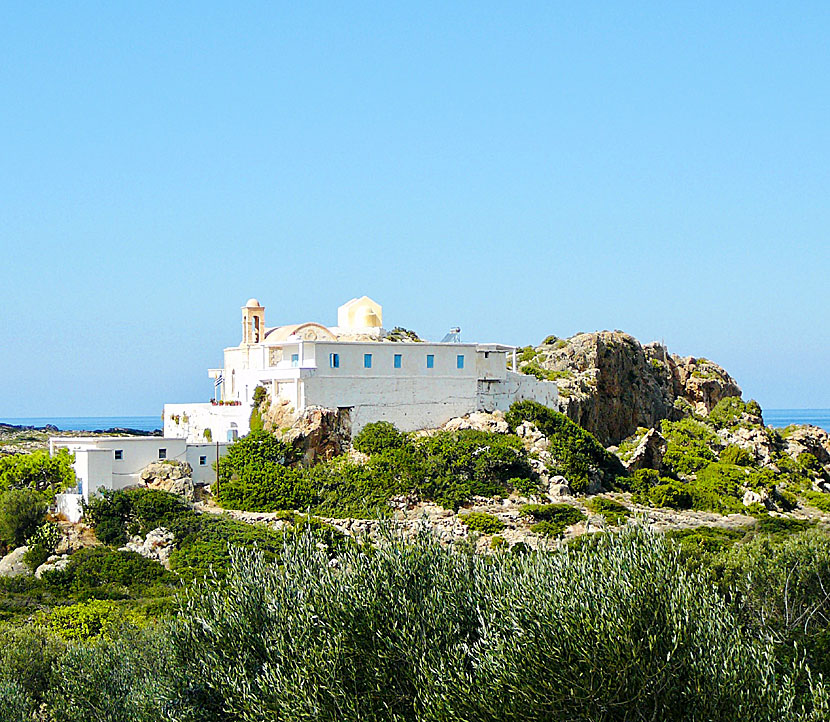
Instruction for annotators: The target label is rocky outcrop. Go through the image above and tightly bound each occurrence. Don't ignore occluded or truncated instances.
[717,426,777,467]
[0,546,30,577]
[279,406,352,466]
[523,332,742,445]
[122,527,175,568]
[140,460,195,500]
[622,428,667,472]
[783,426,830,467]
[443,411,509,434]
[35,554,71,579]
[669,356,743,416]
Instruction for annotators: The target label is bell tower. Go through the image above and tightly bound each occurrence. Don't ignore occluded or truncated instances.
[241,298,265,344]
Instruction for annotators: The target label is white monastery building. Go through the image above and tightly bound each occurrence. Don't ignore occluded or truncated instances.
[163,296,559,443]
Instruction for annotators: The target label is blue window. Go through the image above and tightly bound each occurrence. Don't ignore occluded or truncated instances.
[158,448,167,460]
[394,354,402,369]
[426,354,435,369]
[457,355,465,369]
[199,456,207,466]
[291,353,299,367]
[114,449,123,460]
[330,353,340,368]
[364,353,372,368]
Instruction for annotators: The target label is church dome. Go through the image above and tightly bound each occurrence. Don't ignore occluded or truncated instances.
[245,298,262,308]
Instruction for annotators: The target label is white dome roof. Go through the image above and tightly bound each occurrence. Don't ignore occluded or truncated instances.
[245,298,262,308]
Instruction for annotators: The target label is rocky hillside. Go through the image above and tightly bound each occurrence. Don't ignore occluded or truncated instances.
[518,331,742,446]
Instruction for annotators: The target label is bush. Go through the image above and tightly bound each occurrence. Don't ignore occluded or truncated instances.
[43,547,176,596]
[688,463,747,514]
[44,599,125,642]
[708,397,750,429]
[585,497,630,525]
[520,503,586,537]
[0,449,76,498]
[648,481,693,510]
[506,401,624,491]
[459,511,505,534]
[0,488,48,550]
[84,488,191,546]
[23,521,62,571]
[804,491,830,513]
[720,444,754,466]
[660,418,717,476]
[166,526,828,720]
[353,421,408,455]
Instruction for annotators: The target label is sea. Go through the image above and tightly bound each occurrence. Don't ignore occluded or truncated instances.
[0,416,162,433]
[2,410,830,434]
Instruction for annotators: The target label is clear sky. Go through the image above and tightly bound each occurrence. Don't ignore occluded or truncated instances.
[1,2,828,416]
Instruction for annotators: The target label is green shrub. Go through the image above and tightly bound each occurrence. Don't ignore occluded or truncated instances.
[415,430,537,509]
[648,481,693,510]
[43,547,176,596]
[520,503,586,537]
[708,397,749,429]
[689,463,748,514]
[720,445,753,466]
[585,497,630,525]
[166,526,828,720]
[0,488,48,550]
[712,529,830,677]
[661,418,717,476]
[22,522,62,571]
[84,488,191,546]
[353,421,408,455]
[44,599,126,642]
[804,491,830,513]
[0,449,76,498]
[506,401,624,491]
[459,511,505,534]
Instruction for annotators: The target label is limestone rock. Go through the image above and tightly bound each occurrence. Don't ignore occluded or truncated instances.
[622,428,667,472]
[55,521,100,554]
[140,460,195,499]
[35,554,70,579]
[122,527,175,568]
[743,489,771,509]
[547,475,570,498]
[279,406,352,466]
[783,426,830,466]
[717,426,777,467]
[0,546,30,577]
[522,332,741,445]
[443,411,509,434]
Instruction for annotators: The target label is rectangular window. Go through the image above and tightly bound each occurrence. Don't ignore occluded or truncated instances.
[114,450,123,460]
[394,354,402,369]
[158,448,167,460]
[330,353,340,368]
[426,354,435,369]
[457,355,465,369]
[199,456,207,466]
[291,353,299,367]
[364,353,372,369]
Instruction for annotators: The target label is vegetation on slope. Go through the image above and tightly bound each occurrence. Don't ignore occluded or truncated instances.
[2,525,829,720]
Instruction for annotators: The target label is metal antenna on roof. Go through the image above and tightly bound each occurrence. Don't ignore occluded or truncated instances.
[441,327,462,343]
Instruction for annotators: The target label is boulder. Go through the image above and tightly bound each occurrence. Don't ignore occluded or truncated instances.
[122,527,175,568]
[622,428,667,472]
[743,489,771,509]
[35,554,71,579]
[140,460,195,499]
[783,426,830,466]
[443,411,509,434]
[0,546,30,577]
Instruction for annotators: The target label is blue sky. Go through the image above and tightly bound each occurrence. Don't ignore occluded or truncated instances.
[1,2,828,416]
